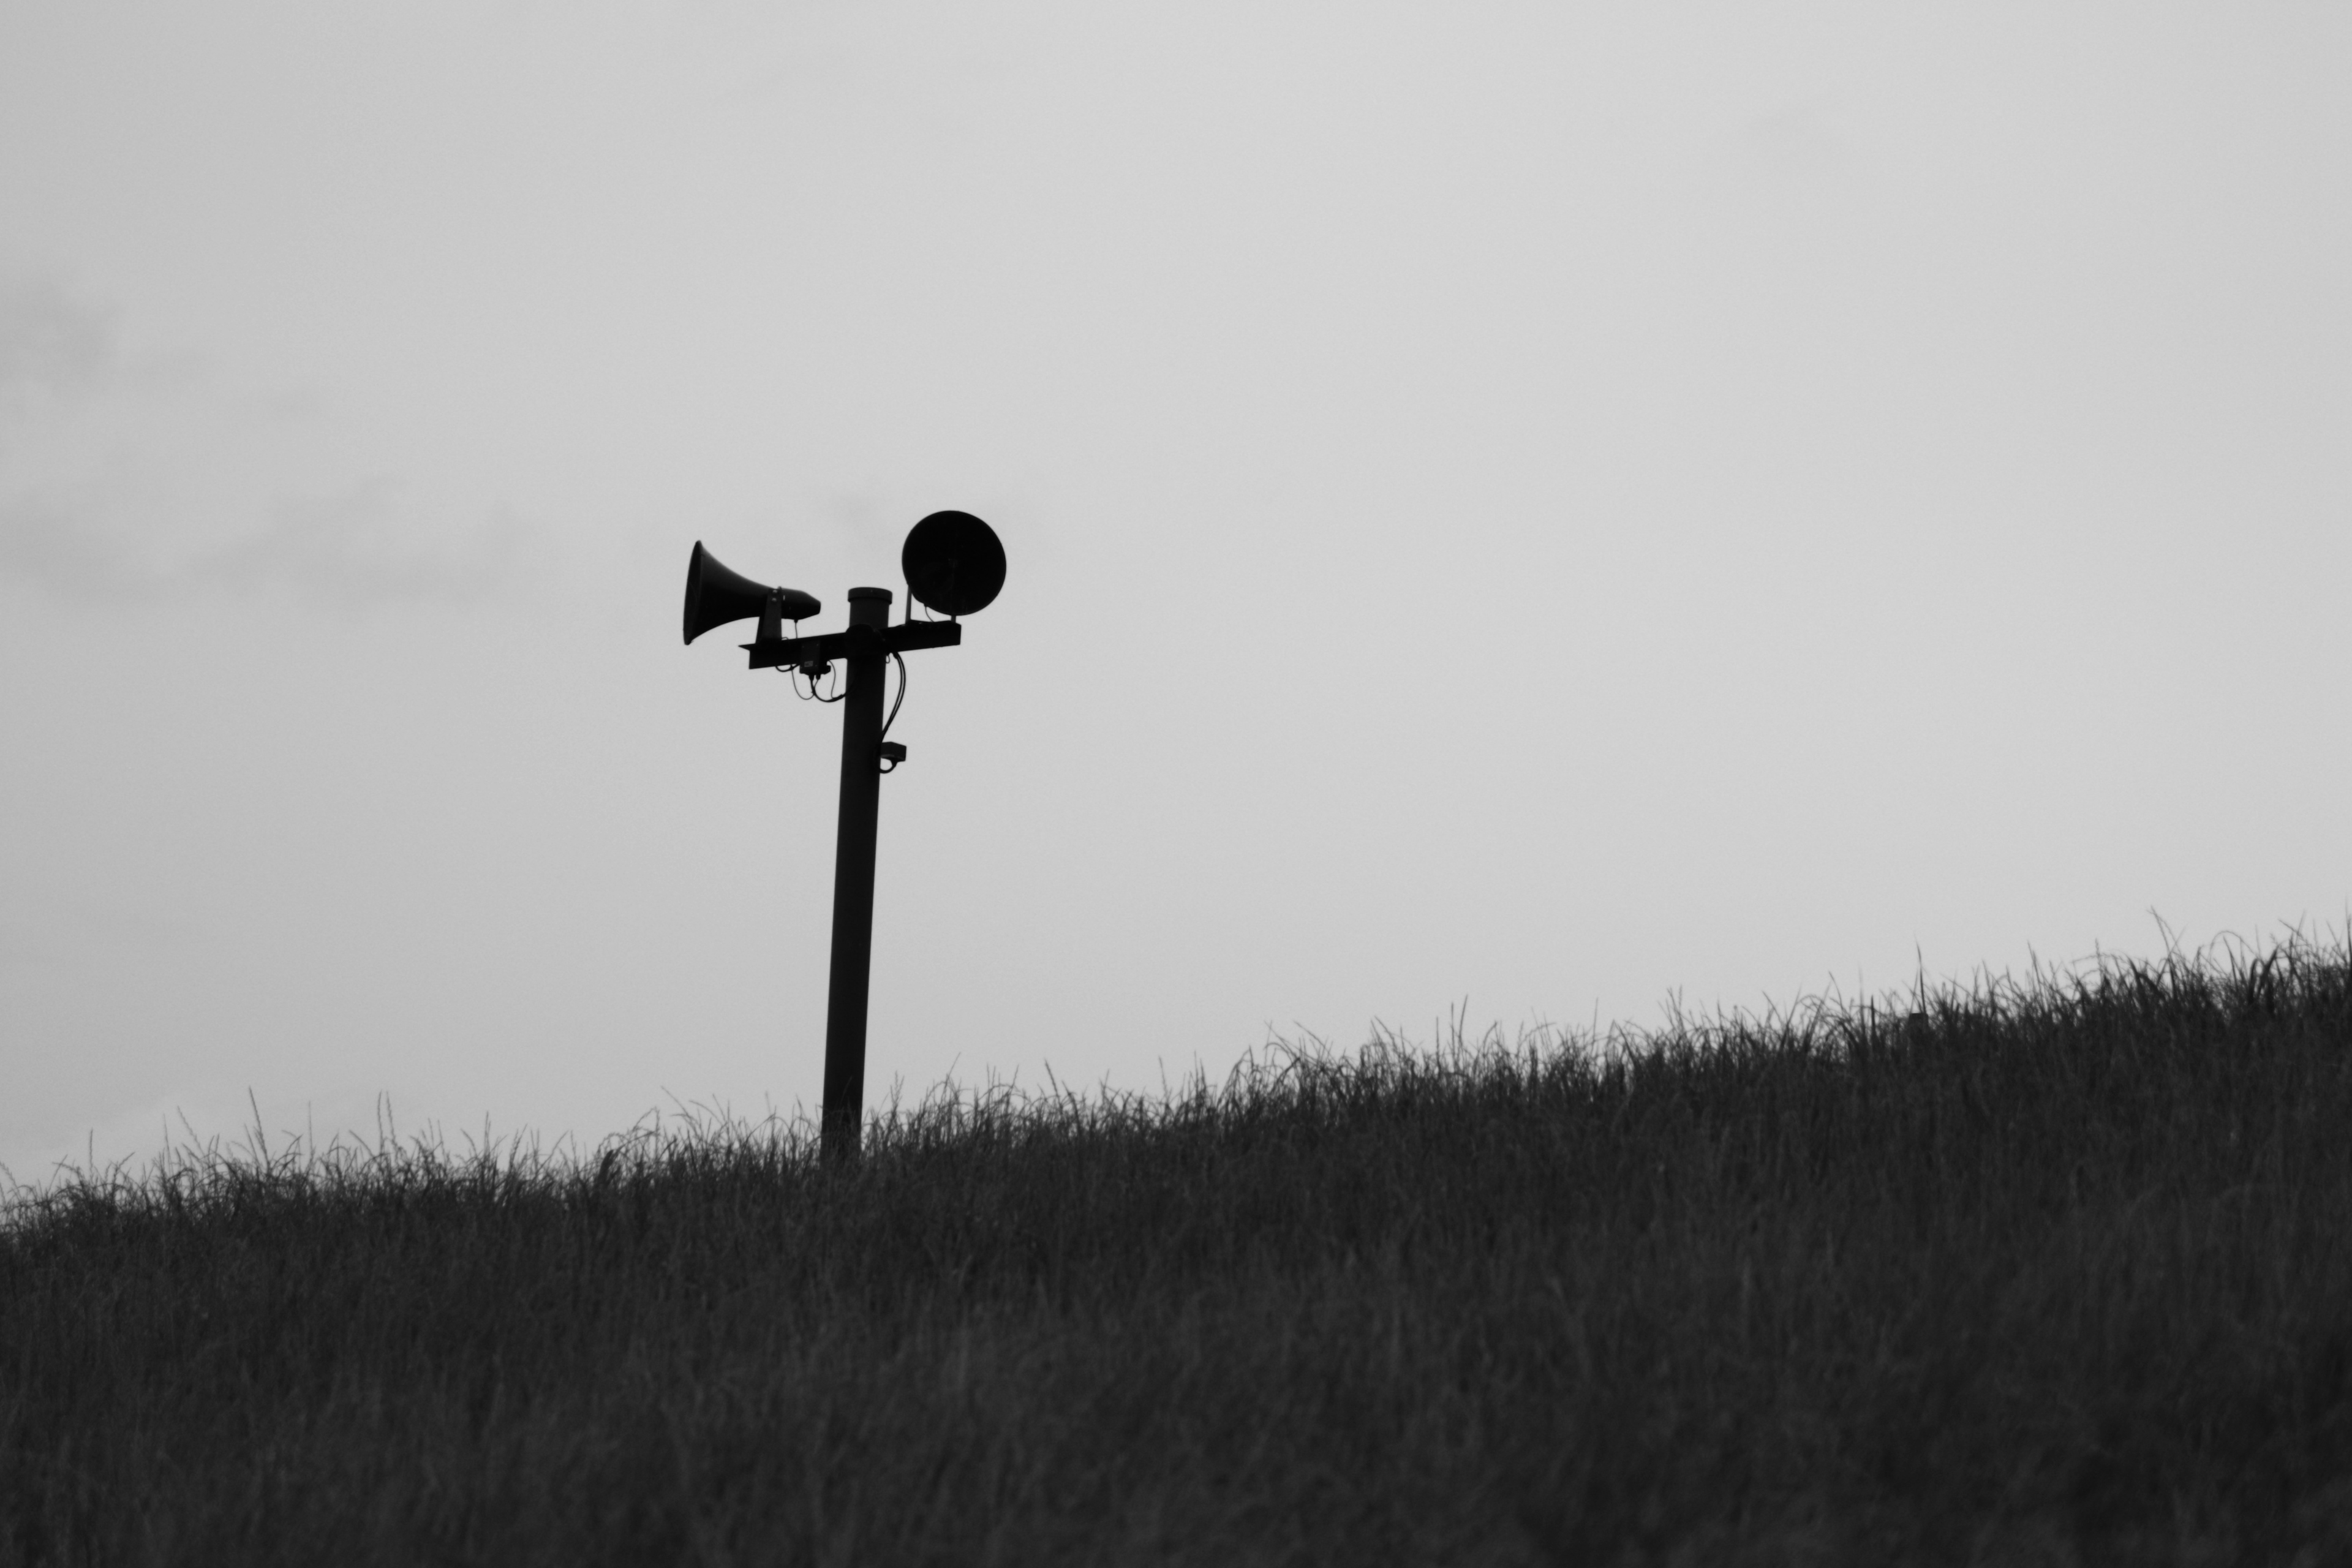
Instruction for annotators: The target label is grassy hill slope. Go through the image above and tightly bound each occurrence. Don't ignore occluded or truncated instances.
[6,936,2350,1565]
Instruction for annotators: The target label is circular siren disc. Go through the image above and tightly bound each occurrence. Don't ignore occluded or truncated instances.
[901,510,1006,617]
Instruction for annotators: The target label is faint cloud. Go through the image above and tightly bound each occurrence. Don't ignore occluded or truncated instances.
[0,276,529,609]
[1722,97,1884,223]
[0,892,198,974]
[0,494,129,594]
[0,278,113,400]
[189,483,529,608]
[1742,100,1855,180]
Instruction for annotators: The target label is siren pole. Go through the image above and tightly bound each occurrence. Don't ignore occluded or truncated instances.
[682,511,1005,1169]
[819,587,893,1164]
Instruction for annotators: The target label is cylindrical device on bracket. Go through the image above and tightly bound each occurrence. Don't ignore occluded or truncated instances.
[820,586,894,1164]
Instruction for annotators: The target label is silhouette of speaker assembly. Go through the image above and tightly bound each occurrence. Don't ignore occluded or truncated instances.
[683,510,1006,1164]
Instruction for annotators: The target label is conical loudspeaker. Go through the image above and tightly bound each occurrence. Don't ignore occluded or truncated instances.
[683,541,821,644]
[901,511,1005,618]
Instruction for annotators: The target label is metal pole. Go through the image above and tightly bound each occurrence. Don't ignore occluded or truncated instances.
[820,586,892,1165]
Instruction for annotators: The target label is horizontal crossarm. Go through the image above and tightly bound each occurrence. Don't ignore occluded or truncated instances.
[744,618,962,669]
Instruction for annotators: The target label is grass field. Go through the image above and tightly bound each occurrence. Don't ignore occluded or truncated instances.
[6,933,2350,1565]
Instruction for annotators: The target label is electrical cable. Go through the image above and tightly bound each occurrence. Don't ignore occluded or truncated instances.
[879,652,907,741]
[778,662,843,700]
[772,622,846,702]
[769,631,895,721]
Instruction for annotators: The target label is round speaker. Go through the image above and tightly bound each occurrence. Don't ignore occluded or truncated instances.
[900,510,1005,617]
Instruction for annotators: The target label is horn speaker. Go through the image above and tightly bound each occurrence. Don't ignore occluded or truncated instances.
[900,510,1006,618]
[682,541,821,644]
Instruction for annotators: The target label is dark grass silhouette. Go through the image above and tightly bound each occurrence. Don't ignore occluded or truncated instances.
[6,933,2350,1565]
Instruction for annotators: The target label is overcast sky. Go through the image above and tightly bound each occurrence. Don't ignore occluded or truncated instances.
[3,2,2345,1180]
